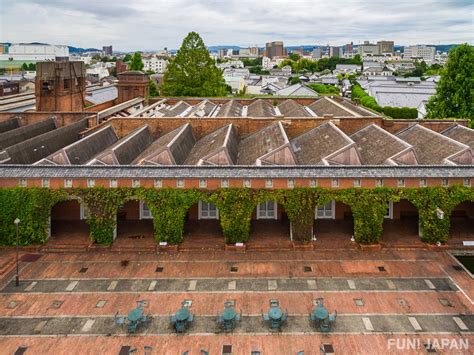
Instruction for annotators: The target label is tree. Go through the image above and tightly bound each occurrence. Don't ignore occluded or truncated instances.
[128,52,144,71]
[426,43,474,126]
[21,63,28,71]
[161,32,228,97]
[149,79,159,97]
[27,63,36,71]
[123,54,132,62]
[289,53,301,61]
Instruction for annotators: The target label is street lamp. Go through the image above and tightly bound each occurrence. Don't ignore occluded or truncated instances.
[14,218,20,287]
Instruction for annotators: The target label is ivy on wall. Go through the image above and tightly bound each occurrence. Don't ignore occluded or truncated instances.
[0,186,472,246]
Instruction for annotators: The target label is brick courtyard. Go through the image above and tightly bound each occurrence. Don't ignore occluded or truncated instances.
[0,243,473,354]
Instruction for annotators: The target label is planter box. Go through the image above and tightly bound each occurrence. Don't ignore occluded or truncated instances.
[359,243,382,251]
[225,243,246,252]
[292,241,314,250]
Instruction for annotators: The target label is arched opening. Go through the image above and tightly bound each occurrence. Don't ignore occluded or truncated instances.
[382,199,421,247]
[448,201,474,247]
[114,199,156,250]
[181,200,224,250]
[247,201,291,250]
[313,200,354,248]
[47,199,90,250]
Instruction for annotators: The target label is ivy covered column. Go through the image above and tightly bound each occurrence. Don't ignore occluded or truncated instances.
[337,189,396,245]
[404,186,474,244]
[0,187,68,246]
[210,189,256,244]
[74,187,130,246]
[138,188,202,244]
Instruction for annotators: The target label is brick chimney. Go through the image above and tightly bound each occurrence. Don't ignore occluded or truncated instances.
[117,71,149,104]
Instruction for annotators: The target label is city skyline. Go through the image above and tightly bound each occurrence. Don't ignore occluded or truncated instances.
[0,0,473,51]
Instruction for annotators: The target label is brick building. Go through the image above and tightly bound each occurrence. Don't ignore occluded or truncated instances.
[0,96,473,248]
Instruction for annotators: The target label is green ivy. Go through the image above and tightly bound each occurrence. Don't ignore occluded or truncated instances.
[0,186,472,246]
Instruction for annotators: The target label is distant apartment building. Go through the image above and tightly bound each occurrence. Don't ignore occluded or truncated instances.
[265,41,285,59]
[102,46,113,56]
[403,45,436,62]
[377,41,394,54]
[250,46,260,57]
[142,57,168,73]
[329,47,341,58]
[312,48,323,59]
[343,42,354,53]
[0,43,69,62]
[238,48,251,56]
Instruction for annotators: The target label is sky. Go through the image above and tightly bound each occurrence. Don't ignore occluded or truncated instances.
[1,0,473,51]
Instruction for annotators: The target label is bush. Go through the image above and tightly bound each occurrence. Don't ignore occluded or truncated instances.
[382,106,418,119]
[307,83,340,95]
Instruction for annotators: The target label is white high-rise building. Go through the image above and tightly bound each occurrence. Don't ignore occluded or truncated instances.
[403,45,436,62]
[142,57,168,73]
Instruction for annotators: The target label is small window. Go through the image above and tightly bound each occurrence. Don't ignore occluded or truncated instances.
[221,179,229,188]
[288,179,295,188]
[154,179,162,188]
[41,179,50,188]
[309,179,317,187]
[177,179,185,188]
[397,179,405,188]
[257,201,277,219]
[442,178,449,187]
[316,200,335,219]
[64,179,73,188]
[384,201,393,219]
[419,179,427,187]
[265,179,273,188]
[243,179,251,188]
[132,179,140,188]
[354,179,361,188]
[63,79,70,89]
[140,201,153,219]
[464,178,471,187]
[87,179,95,188]
[19,179,27,187]
[199,201,219,219]
[331,178,339,188]
[109,179,118,188]
[199,179,207,188]
[376,179,383,187]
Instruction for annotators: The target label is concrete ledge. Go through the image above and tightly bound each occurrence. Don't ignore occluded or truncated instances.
[358,243,382,251]
[225,243,247,252]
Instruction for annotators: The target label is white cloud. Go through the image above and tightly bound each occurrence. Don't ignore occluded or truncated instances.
[0,0,472,51]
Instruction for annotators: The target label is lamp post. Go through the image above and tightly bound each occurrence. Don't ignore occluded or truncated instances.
[14,218,20,287]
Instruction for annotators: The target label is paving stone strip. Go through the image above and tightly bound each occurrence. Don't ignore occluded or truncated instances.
[0,314,471,336]
[1,277,457,294]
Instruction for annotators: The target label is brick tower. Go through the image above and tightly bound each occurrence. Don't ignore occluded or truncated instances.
[117,71,149,104]
[35,61,86,111]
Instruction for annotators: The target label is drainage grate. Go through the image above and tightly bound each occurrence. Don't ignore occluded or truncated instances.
[452,265,463,271]
[50,300,63,309]
[398,299,409,307]
[438,298,453,307]
[222,344,232,355]
[20,254,41,262]
[79,267,88,273]
[155,266,164,272]
[304,266,312,272]
[230,266,238,272]
[321,344,335,354]
[378,266,386,272]
[424,343,437,353]
[14,347,28,355]
[354,298,364,307]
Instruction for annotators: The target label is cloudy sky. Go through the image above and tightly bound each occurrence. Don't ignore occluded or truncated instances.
[1,0,472,51]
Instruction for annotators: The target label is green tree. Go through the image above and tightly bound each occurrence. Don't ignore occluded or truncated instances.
[128,52,144,71]
[426,43,474,126]
[289,53,301,61]
[123,54,132,62]
[21,63,28,71]
[149,79,159,97]
[27,63,36,71]
[162,32,228,97]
